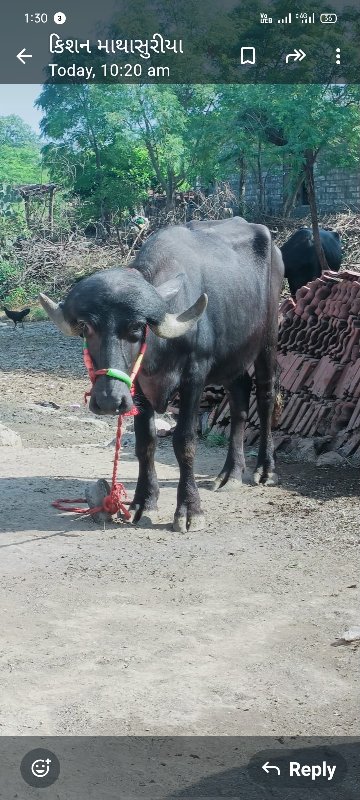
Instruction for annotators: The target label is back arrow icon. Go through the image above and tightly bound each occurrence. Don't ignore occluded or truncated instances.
[262,761,281,775]
[17,48,33,65]
[285,48,306,63]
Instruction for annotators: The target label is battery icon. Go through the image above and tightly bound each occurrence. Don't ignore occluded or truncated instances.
[320,13,337,23]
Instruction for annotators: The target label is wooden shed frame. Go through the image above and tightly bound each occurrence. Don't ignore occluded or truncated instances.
[15,183,59,233]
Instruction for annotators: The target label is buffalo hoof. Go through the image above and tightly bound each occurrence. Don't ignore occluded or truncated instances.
[85,479,113,524]
[213,472,243,492]
[130,505,159,527]
[253,468,279,486]
[173,512,206,533]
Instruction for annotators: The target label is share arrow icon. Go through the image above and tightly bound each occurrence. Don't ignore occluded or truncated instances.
[262,761,281,775]
[285,48,306,63]
[17,48,33,65]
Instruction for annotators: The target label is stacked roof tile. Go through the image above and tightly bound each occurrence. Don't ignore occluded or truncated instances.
[201,270,360,460]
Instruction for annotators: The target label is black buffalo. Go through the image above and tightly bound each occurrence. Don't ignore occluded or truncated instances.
[281,227,342,298]
[40,217,284,531]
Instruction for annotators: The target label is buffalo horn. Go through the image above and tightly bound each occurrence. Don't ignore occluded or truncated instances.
[151,293,208,339]
[38,293,75,336]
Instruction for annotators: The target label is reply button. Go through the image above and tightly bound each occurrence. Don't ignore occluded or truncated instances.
[290,760,337,781]
[248,745,347,789]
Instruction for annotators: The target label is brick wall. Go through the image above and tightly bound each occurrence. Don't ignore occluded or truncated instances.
[315,168,360,212]
[229,163,360,215]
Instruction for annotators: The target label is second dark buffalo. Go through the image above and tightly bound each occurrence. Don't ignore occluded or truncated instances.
[281,227,342,298]
[39,217,284,532]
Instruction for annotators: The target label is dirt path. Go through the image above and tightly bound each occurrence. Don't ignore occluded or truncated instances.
[0,321,359,736]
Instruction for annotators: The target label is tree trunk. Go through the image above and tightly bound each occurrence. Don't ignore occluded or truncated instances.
[166,168,175,210]
[257,142,265,213]
[48,187,55,236]
[139,100,168,196]
[80,89,105,223]
[24,195,31,228]
[238,155,246,216]
[304,149,328,271]
[282,169,305,217]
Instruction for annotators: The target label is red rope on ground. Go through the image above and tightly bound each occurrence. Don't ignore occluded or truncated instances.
[53,332,148,521]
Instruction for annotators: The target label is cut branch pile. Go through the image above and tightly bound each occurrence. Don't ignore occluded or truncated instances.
[7,185,238,298]
[6,199,360,302]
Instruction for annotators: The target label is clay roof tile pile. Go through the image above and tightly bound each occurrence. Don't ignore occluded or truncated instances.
[197,270,360,460]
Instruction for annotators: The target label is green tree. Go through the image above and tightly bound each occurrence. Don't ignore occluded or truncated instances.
[0,115,38,147]
[37,84,153,226]
[108,85,217,207]
[262,84,360,263]
[0,115,42,184]
[37,84,217,216]
[210,84,360,226]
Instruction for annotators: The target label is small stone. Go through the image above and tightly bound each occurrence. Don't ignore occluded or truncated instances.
[295,438,317,462]
[0,423,22,447]
[85,479,112,524]
[334,627,360,646]
[35,400,61,410]
[155,418,174,437]
[316,451,346,467]
[340,627,360,642]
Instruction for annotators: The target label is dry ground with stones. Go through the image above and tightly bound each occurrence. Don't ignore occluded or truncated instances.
[0,319,359,736]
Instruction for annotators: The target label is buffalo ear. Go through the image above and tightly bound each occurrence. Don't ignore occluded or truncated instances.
[154,273,185,302]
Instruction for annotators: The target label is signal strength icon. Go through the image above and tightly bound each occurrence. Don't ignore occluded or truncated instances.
[277,12,292,23]
[296,12,315,23]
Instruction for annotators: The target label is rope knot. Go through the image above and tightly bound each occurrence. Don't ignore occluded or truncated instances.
[102,484,131,520]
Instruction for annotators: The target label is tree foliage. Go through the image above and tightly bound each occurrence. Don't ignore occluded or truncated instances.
[32,82,360,224]
[0,115,42,184]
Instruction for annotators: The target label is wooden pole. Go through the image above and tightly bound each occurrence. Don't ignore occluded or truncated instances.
[49,187,55,235]
[24,194,31,228]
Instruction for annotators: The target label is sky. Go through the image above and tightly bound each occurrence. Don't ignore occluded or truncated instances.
[0,85,43,133]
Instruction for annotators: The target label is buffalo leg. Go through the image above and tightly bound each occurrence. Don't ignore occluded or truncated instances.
[253,347,278,485]
[172,371,205,533]
[130,388,159,524]
[214,372,252,490]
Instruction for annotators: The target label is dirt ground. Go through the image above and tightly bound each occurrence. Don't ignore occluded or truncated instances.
[0,319,359,737]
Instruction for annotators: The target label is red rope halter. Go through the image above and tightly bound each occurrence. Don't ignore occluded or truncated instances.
[52,332,147,521]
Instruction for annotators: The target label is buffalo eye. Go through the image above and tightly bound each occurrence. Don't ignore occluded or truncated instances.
[126,323,145,343]
[79,321,93,338]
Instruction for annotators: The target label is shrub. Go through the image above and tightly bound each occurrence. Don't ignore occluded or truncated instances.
[2,285,28,307]
[204,431,228,447]
[0,261,21,300]
[29,306,48,321]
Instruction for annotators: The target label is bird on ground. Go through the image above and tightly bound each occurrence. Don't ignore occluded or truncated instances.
[3,306,30,330]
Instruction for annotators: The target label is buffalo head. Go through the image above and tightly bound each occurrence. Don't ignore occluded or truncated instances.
[39,268,207,416]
